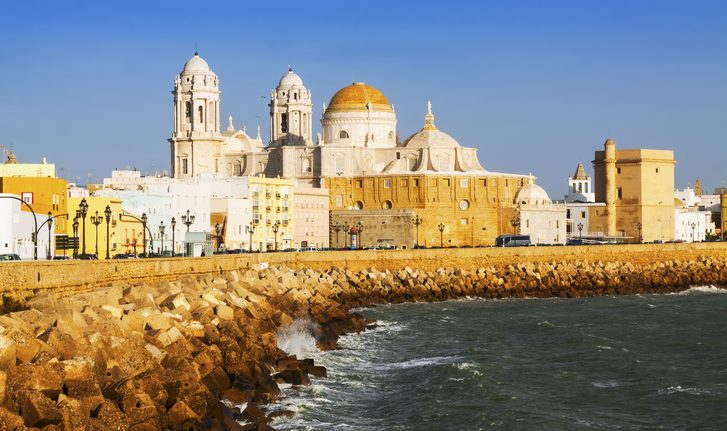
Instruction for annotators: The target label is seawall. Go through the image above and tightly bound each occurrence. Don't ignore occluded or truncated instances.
[2,242,727,298]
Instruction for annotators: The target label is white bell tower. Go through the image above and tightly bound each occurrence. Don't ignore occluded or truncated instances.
[269,68,313,146]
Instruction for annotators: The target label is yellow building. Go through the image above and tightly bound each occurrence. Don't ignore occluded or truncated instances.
[591,139,675,242]
[0,151,56,178]
[66,196,127,258]
[326,174,525,247]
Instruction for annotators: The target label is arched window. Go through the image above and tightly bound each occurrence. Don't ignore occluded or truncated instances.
[383,200,393,209]
[185,102,191,119]
[339,130,349,139]
[585,183,589,193]
[302,113,307,134]
[198,105,204,123]
[578,183,583,193]
[354,201,364,210]
[234,162,242,176]
[388,131,395,140]
[281,113,288,133]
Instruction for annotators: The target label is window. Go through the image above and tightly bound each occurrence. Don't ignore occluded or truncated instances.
[198,105,204,123]
[354,201,364,210]
[21,192,33,205]
[413,179,420,187]
[617,167,621,174]
[336,195,343,207]
[402,179,408,187]
[459,200,470,210]
[460,178,469,188]
[581,211,586,218]
[444,178,451,187]
[185,102,191,119]
[460,218,468,225]
[389,131,395,140]
[526,220,530,228]
[182,159,188,175]
[585,183,589,193]
[617,187,623,199]
[396,152,401,160]
[281,113,288,133]
[383,179,392,188]
[234,162,242,176]
[339,130,349,139]
[566,209,571,218]
[355,179,363,188]
[656,167,659,173]
[215,159,219,173]
[383,200,393,209]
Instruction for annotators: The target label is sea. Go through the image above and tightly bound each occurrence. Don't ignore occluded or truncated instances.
[265,286,727,430]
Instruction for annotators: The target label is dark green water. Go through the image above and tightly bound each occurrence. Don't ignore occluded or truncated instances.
[271,287,727,430]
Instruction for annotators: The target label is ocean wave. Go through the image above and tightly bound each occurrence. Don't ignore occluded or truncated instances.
[277,318,322,357]
[673,285,727,295]
[376,355,460,371]
[656,385,711,396]
[592,380,621,388]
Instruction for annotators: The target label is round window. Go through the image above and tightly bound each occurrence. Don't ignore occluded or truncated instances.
[354,201,364,210]
[459,199,470,210]
[383,200,393,209]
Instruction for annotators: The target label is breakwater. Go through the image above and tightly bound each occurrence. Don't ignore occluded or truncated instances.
[0,244,725,429]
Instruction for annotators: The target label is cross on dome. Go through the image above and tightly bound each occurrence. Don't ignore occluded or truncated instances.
[424,100,437,130]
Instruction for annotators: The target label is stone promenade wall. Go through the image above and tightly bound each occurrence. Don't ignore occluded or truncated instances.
[1,243,727,298]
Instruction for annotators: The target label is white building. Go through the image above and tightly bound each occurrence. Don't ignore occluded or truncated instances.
[565,162,595,203]
[0,194,52,259]
[293,185,330,249]
[515,181,567,245]
[674,208,711,242]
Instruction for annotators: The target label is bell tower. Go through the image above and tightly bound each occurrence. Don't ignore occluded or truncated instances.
[169,52,224,178]
[269,68,313,146]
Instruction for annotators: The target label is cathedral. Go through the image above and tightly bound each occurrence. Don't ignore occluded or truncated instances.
[168,53,532,246]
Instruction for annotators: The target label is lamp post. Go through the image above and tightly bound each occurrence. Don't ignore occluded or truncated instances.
[413,215,423,248]
[141,213,149,256]
[578,222,584,239]
[272,221,280,251]
[159,221,166,255]
[333,223,342,249]
[90,211,102,257]
[247,225,255,252]
[79,198,88,255]
[691,222,696,242]
[104,205,111,259]
[72,216,79,259]
[343,222,350,248]
[356,221,364,249]
[181,210,195,232]
[637,222,642,243]
[171,217,176,256]
[46,212,53,260]
[438,223,445,248]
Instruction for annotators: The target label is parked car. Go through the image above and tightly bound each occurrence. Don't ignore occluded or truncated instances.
[495,234,532,247]
[0,254,21,261]
[52,255,72,260]
[77,253,98,260]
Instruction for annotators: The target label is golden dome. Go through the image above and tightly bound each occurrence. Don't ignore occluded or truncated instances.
[327,82,393,113]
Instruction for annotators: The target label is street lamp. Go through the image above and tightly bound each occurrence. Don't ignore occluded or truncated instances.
[72,216,79,259]
[333,223,342,249]
[343,222,350,248]
[90,211,102,257]
[104,205,111,259]
[438,223,445,248]
[356,221,364,249]
[413,215,423,248]
[691,222,696,242]
[141,213,149,256]
[171,217,176,257]
[247,225,255,252]
[79,198,88,255]
[637,222,642,243]
[577,222,584,239]
[46,211,53,260]
[272,221,280,251]
[181,210,195,232]
[159,221,166,255]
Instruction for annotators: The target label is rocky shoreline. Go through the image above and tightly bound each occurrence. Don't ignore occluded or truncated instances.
[0,255,725,430]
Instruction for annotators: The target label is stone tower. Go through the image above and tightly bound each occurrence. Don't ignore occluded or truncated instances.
[604,138,617,236]
[169,52,223,178]
[269,68,313,147]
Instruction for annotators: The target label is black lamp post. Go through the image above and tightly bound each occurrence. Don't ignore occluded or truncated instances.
[691,222,696,242]
[578,222,584,239]
[181,210,195,232]
[343,222,350,248]
[104,205,111,259]
[356,221,364,249]
[46,211,53,260]
[637,222,642,243]
[333,223,342,249]
[171,217,176,257]
[159,221,166,255]
[438,223,445,248]
[90,211,102,257]
[413,215,423,248]
[72,216,79,259]
[247,225,255,252]
[79,198,88,255]
[272,221,280,251]
[141,213,148,256]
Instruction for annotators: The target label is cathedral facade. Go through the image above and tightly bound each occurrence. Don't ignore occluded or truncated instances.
[168,53,532,246]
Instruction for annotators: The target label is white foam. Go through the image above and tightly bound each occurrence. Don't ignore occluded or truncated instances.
[674,285,727,295]
[592,380,620,388]
[277,318,322,357]
[378,355,459,371]
[657,385,711,396]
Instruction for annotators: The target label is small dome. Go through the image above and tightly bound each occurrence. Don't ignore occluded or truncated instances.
[402,129,460,149]
[278,68,304,88]
[327,82,393,113]
[515,181,551,205]
[182,53,211,74]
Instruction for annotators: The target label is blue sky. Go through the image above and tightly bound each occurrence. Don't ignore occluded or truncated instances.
[1,0,725,195]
